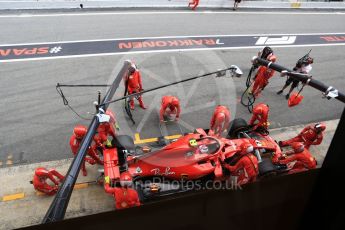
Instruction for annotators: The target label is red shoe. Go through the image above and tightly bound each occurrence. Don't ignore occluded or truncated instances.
[130,101,135,110]
[82,170,87,177]
[86,158,96,165]
[139,100,147,109]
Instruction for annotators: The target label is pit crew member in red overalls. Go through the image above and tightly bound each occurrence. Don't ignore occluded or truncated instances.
[279,122,325,149]
[113,172,141,210]
[125,65,146,110]
[32,167,64,195]
[209,105,230,136]
[69,125,103,176]
[223,143,259,185]
[160,95,181,122]
[279,142,317,174]
[251,53,277,97]
[249,103,270,132]
[188,0,199,10]
[94,109,118,149]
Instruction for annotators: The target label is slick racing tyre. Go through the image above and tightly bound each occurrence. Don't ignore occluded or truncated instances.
[227,118,249,139]
[112,135,135,152]
[112,135,135,172]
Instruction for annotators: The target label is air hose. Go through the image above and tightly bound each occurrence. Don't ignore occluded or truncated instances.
[240,66,256,113]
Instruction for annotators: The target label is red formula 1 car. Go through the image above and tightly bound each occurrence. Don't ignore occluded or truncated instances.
[101,118,287,206]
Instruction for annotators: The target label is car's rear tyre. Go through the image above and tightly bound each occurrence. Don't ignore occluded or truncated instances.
[112,135,135,152]
[227,118,249,138]
[112,135,135,172]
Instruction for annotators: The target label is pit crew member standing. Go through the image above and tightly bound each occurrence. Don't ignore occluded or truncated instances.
[160,95,181,122]
[277,55,314,99]
[251,53,277,97]
[209,105,230,136]
[279,123,326,149]
[32,167,64,195]
[125,65,146,110]
[249,103,270,132]
[279,142,317,174]
[223,143,259,185]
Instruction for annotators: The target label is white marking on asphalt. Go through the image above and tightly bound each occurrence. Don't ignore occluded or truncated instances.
[0,11,344,18]
[1,43,345,63]
[255,36,297,45]
[182,71,203,107]
[171,56,186,100]
[141,61,189,98]
[136,94,162,133]
[178,119,197,131]
[1,32,345,47]
[49,46,62,53]
[182,101,216,114]
[141,68,169,85]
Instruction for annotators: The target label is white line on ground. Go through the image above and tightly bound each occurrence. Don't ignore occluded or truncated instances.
[0,10,344,18]
[1,43,345,63]
[1,32,345,47]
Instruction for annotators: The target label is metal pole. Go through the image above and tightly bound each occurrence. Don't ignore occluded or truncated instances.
[252,57,345,103]
[100,66,237,107]
[42,61,131,223]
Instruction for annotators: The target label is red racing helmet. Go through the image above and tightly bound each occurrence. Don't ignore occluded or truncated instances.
[120,172,133,187]
[253,103,269,116]
[291,142,304,153]
[240,142,254,155]
[171,97,179,107]
[215,113,225,123]
[314,122,326,133]
[73,125,87,139]
[34,167,49,177]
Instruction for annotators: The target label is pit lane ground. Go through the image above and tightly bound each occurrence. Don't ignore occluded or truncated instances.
[0,118,339,229]
[0,10,344,169]
[0,8,344,230]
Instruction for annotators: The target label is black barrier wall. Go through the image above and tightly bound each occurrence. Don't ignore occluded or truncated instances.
[23,170,317,230]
